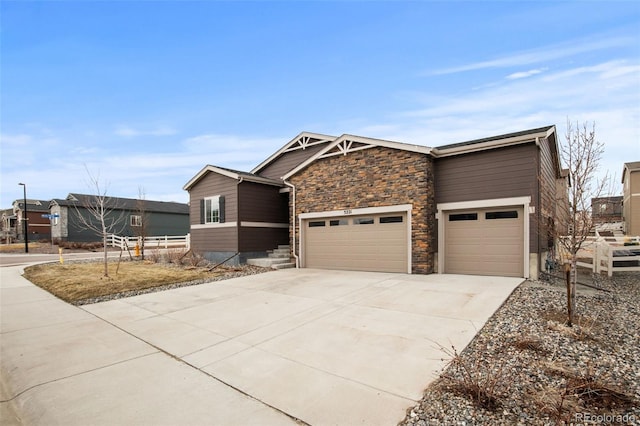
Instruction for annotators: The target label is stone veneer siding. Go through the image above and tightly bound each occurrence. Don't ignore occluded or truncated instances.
[289,146,435,274]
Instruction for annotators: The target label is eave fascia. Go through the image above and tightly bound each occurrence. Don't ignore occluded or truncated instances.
[432,129,552,158]
[183,165,283,191]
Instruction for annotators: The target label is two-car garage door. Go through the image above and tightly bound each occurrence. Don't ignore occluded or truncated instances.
[444,206,524,277]
[303,212,408,273]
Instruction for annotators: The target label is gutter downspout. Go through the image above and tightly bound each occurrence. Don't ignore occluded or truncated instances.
[283,180,299,268]
[237,177,243,262]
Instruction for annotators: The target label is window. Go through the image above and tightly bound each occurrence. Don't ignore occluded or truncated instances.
[308,221,326,227]
[330,219,348,226]
[202,195,225,224]
[449,213,478,221]
[485,211,518,220]
[130,215,142,227]
[380,216,403,224]
[353,217,374,225]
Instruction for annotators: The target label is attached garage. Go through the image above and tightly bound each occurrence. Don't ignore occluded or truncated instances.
[438,197,531,278]
[300,206,411,273]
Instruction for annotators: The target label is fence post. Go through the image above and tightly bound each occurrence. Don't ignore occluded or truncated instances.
[608,245,614,277]
[164,235,168,249]
[593,242,598,273]
[186,233,190,250]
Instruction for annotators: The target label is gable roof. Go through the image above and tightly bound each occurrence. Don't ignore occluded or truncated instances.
[282,133,432,180]
[51,193,189,214]
[250,131,336,176]
[12,199,51,212]
[182,165,284,191]
[622,161,640,184]
[433,125,556,155]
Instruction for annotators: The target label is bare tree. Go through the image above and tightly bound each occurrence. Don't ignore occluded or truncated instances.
[73,167,127,277]
[132,187,150,260]
[557,119,609,325]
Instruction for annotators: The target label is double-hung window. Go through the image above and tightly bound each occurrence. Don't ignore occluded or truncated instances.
[203,195,225,224]
[130,215,142,227]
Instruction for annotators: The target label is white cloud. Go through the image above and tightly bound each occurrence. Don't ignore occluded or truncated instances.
[506,68,547,80]
[114,125,177,137]
[429,35,634,75]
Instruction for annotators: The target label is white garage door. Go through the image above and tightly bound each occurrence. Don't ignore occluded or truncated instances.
[444,207,524,277]
[303,212,408,273]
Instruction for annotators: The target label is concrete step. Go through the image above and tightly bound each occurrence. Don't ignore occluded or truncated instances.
[269,249,291,258]
[278,245,291,250]
[247,257,292,268]
[272,262,296,270]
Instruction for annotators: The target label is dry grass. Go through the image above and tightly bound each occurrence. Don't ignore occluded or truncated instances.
[23,261,221,303]
[0,242,49,253]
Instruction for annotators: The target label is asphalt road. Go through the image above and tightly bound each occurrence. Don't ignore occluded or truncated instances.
[0,251,120,267]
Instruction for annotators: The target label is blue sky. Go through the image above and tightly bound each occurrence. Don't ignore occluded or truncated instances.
[1,1,639,207]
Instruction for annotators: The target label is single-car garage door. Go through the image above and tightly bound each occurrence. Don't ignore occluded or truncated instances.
[303,212,408,273]
[444,207,524,277]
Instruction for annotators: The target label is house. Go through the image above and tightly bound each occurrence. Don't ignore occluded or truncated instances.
[9,199,52,243]
[184,126,565,279]
[50,193,190,242]
[591,196,623,225]
[622,161,640,236]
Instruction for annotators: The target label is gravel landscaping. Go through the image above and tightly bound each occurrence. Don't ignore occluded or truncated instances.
[400,272,640,426]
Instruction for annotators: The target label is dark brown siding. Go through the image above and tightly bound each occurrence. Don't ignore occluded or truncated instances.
[238,182,289,223]
[537,136,558,251]
[238,227,289,252]
[191,227,237,252]
[258,143,329,180]
[188,171,238,253]
[435,143,539,251]
[435,144,538,204]
[189,172,238,224]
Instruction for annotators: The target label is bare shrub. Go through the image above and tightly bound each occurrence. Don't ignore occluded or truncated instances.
[437,345,509,411]
[147,247,162,263]
[534,361,637,423]
[166,248,187,264]
[510,336,548,355]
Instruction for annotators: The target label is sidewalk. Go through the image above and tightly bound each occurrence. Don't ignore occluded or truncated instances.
[0,265,297,426]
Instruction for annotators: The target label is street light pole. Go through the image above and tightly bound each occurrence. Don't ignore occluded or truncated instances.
[18,183,28,253]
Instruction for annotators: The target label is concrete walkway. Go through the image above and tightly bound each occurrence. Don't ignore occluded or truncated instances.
[1,265,523,425]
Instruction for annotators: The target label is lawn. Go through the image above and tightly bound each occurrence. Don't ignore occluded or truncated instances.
[23,261,226,303]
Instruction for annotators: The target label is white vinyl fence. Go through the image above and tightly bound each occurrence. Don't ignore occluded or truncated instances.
[108,234,190,250]
[558,236,640,277]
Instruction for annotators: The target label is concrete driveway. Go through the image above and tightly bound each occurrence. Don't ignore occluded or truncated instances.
[1,266,523,426]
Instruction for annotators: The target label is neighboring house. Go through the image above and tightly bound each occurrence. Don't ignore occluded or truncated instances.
[1,208,17,243]
[11,199,52,242]
[622,161,640,236]
[591,196,623,224]
[50,193,189,242]
[185,125,566,279]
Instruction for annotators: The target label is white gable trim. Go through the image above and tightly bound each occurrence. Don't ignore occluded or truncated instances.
[250,131,336,175]
[282,134,431,180]
[183,165,282,191]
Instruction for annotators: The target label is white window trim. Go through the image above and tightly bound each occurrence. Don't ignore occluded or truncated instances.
[298,204,412,274]
[192,222,237,230]
[130,214,142,227]
[204,195,221,224]
[436,196,531,278]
